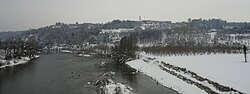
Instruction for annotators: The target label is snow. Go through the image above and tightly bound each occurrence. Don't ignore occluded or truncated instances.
[221,34,250,46]
[78,54,83,56]
[99,61,106,66]
[95,72,134,94]
[0,55,40,69]
[104,80,134,94]
[87,82,91,85]
[61,50,72,53]
[208,32,217,40]
[83,54,91,57]
[101,29,134,33]
[159,54,250,94]
[127,52,250,94]
[127,57,206,94]
[103,73,135,94]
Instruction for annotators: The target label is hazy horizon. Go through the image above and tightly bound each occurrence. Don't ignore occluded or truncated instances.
[1,0,250,32]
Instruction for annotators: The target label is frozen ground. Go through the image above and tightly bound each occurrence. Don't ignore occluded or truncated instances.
[127,52,249,94]
[0,55,40,69]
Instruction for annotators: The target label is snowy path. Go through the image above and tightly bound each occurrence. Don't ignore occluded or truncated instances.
[127,53,249,94]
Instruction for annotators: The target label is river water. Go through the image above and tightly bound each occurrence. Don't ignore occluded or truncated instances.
[0,53,177,94]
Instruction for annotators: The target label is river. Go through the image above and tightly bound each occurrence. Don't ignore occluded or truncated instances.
[0,53,177,94]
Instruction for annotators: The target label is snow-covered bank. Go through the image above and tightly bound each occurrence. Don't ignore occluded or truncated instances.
[0,55,40,69]
[127,53,249,94]
[83,54,91,57]
[95,72,134,94]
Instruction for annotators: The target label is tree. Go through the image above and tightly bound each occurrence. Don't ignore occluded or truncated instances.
[112,36,138,64]
[26,36,38,58]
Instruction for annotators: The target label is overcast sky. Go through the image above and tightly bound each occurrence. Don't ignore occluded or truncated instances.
[0,0,250,31]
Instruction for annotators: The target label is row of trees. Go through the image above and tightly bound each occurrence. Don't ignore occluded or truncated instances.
[0,37,38,60]
[141,44,242,56]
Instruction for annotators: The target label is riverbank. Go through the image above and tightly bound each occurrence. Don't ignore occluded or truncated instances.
[0,55,40,69]
[126,52,248,94]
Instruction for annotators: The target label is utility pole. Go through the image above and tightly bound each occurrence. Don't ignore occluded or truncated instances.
[243,45,247,62]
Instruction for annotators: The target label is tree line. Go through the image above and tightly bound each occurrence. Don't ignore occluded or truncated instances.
[141,44,242,56]
[0,37,38,60]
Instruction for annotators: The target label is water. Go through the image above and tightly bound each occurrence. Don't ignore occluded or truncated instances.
[0,53,177,94]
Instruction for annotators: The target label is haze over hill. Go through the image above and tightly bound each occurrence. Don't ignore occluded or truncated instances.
[1,0,250,32]
[0,19,249,49]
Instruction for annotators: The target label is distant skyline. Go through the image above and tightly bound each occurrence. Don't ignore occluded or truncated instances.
[0,0,250,32]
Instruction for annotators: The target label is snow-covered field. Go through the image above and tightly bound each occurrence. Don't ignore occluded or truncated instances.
[127,52,250,94]
[0,55,40,69]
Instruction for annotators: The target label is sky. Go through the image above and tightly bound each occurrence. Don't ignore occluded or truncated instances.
[0,0,250,32]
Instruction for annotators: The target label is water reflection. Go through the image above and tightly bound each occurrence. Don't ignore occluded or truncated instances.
[0,53,177,94]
